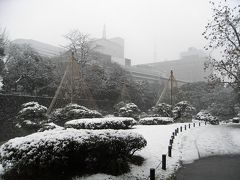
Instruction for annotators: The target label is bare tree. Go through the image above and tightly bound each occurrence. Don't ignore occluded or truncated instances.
[0,27,9,75]
[64,30,92,68]
[203,1,240,91]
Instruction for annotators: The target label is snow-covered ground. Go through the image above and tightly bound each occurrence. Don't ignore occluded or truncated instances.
[75,122,240,180]
[1,122,240,180]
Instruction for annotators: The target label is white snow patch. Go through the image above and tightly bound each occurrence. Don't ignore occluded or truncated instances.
[65,117,136,129]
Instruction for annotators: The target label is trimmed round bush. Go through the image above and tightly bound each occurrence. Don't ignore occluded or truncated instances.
[139,117,173,125]
[0,129,147,179]
[16,101,47,130]
[172,101,196,122]
[195,110,219,125]
[65,117,137,129]
[116,102,141,120]
[149,103,173,117]
[49,103,103,126]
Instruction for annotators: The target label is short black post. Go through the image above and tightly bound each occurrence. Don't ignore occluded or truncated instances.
[168,145,172,157]
[199,122,201,126]
[150,168,155,180]
[177,128,179,133]
[205,121,207,125]
[193,123,195,127]
[185,125,187,130]
[189,124,191,129]
[172,134,174,140]
[172,132,175,137]
[162,154,166,170]
[175,129,177,136]
[180,126,182,132]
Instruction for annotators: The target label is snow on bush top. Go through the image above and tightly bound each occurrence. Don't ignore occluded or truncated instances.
[16,102,48,130]
[172,101,196,121]
[149,103,172,117]
[117,102,141,120]
[195,110,218,122]
[0,128,147,175]
[18,102,47,118]
[139,117,173,125]
[49,103,103,125]
[65,117,137,129]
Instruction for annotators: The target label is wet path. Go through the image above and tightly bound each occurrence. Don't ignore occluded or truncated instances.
[176,124,240,180]
[176,155,240,180]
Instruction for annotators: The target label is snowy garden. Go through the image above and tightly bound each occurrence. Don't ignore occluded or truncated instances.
[1,100,239,180]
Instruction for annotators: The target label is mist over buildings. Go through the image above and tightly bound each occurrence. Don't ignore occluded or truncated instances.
[0,0,215,64]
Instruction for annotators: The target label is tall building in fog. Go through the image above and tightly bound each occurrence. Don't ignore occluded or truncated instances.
[90,25,129,66]
[133,47,210,82]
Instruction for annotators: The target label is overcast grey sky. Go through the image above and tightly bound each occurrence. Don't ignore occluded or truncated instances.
[0,0,230,64]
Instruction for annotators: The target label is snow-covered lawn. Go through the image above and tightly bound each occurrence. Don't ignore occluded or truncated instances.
[76,122,240,180]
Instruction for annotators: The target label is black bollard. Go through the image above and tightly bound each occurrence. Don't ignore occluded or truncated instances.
[150,168,155,180]
[189,124,191,129]
[180,126,182,132]
[193,123,195,127]
[168,145,172,157]
[199,122,201,126]
[205,121,207,125]
[162,154,166,170]
[185,125,187,130]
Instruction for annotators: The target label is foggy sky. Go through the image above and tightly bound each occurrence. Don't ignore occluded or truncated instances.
[0,0,228,64]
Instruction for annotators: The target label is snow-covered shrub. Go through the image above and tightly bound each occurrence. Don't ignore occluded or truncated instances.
[139,117,173,125]
[115,102,141,120]
[172,101,196,122]
[195,110,219,125]
[0,129,146,178]
[149,103,172,117]
[16,101,47,130]
[65,117,137,130]
[38,122,63,132]
[195,110,218,122]
[49,103,102,125]
[232,117,240,123]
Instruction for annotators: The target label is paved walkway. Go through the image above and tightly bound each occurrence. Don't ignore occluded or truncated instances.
[176,124,240,180]
[176,155,240,180]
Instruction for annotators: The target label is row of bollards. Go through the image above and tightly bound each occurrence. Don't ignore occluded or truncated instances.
[149,121,208,180]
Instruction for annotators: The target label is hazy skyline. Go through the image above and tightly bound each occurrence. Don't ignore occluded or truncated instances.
[0,0,233,64]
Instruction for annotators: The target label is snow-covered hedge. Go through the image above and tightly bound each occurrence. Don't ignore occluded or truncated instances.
[0,129,147,178]
[149,103,173,117]
[65,117,137,130]
[117,102,141,120]
[195,110,219,125]
[16,101,47,130]
[49,103,102,125]
[172,101,196,122]
[139,117,173,125]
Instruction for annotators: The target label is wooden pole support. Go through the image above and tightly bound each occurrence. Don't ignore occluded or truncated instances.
[162,154,166,170]
[150,168,155,180]
[168,145,172,157]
